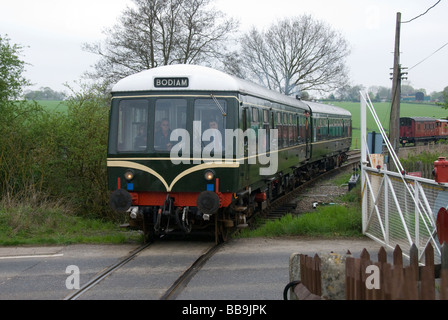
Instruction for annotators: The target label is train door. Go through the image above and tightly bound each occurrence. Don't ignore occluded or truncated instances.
[242,107,249,181]
[305,110,311,159]
[262,109,271,153]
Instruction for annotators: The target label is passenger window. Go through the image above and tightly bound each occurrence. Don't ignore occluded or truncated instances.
[194,98,227,154]
[276,112,283,148]
[252,108,259,123]
[117,99,149,153]
[263,110,269,124]
[154,99,187,152]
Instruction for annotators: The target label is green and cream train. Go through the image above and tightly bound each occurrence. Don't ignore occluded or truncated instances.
[107,65,352,242]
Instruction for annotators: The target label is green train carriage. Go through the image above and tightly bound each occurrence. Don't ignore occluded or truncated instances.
[107,65,351,242]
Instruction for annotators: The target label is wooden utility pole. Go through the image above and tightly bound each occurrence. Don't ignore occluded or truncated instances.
[390,12,402,157]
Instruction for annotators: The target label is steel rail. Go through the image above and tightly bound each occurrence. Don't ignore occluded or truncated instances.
[63,242,151,300]
[159,244,222,300]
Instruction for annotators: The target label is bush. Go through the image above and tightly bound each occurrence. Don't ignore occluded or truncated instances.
[57,83,112,218]
[0,82,115,220]
[0,100,47,203]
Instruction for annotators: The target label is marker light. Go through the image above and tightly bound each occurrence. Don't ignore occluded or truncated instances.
[204,170,215,181]
[124,170,135,181]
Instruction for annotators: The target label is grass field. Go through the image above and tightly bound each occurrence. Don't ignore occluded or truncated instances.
[35,100,68,113]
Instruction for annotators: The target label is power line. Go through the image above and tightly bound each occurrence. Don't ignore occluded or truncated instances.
[408,41,448,70]
[401,0,442,24]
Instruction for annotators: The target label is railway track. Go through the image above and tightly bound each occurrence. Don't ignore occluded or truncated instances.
[63,240,220,300]
[256,150,361,224]
[63,242,152,300]
[63,151,360,300]
[159,244,221,300]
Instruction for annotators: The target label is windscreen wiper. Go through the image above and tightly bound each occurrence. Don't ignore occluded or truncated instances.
[210,94,227,117]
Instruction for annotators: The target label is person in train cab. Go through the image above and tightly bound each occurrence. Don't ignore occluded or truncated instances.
[208,119,223,153]
[155,118,172,150]
[134,124,147,150]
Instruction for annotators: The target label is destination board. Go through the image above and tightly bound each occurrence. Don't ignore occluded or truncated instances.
[154,77,189,88]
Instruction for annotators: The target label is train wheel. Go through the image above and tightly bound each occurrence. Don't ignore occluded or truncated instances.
[215,211,231,243]
[143,223,156,244]
[143,212,157,243]
[218,221,228,243]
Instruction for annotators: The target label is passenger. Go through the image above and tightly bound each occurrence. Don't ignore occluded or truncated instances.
[208,119,223,152]
[134,124,147,150]
[155,118,172,150]
[208,120,219,130]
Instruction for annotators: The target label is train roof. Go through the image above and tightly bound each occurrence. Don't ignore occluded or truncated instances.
[112,64,310,110]
[111,64,351,117]
[401,116,437,122]
[306,101,351,118]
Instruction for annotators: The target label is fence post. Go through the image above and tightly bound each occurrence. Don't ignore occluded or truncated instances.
[441,242,448,300]
[345,256,355,300]
[421,243,435,300]
[410,243,419,281]
[393,245,403,269]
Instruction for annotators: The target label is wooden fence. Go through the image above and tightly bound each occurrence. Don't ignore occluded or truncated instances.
[401,160,434,179]
[295,254,322,300]
[346,243,448,300]
[296,243,448,300]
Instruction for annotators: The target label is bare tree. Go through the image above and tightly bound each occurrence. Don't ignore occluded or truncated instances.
[83,0,238,85]
[233,15,350,96]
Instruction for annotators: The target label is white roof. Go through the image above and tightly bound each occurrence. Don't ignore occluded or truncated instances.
[111,64,310,110]
[112,64,239,92]
[306,101,352,118]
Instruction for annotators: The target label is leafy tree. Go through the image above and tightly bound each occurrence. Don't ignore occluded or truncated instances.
[438,87,448,110]
[24,87,66,100]
[60,82,111,216]
[336,84,365,102]
[0,35,40,202]
[0,34,31,101]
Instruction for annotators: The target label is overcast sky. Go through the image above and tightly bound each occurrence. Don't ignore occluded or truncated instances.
[1,0,447,95]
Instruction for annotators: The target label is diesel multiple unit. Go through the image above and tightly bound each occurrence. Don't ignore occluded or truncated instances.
[107,65,352,242]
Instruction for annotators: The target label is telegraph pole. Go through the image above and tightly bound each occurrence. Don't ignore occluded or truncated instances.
[390,12,402,157]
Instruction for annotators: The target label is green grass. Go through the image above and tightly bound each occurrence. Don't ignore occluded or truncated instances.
[0,203,141,246]
[35,100,69,113]
[238,175,363,239]
[238,204,363,238]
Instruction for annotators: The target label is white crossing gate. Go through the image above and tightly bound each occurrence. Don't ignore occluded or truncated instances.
[360,92,448,263]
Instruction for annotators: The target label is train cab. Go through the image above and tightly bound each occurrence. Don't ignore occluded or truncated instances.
[436,119,448,139]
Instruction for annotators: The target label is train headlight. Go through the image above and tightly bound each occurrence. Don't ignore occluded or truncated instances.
[124,170,135,181]
[204,170,215,181]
